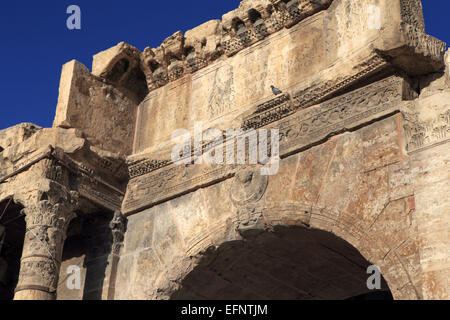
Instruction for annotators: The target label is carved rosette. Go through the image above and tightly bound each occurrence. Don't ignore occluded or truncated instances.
[14,191,78,300]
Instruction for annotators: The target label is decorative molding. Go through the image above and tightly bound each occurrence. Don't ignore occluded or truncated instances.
[123,164,235,215]
[0,146,124,212]
[277,75,412,153]
[50,148,124,211]
[403,108,450,153]
[243,93,293,130]
[128,158,171,179]
[243,54,389,130]
[127,54,391,181]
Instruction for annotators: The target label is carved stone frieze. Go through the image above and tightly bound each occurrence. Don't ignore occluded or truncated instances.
[126,54,392,182]
[122,74,413,215]
[278,75,414,153]
[243,54,389,131]
[123,163,236,215]
[243,93,293,130]
[50,147,125,211]
[403,108,450,153]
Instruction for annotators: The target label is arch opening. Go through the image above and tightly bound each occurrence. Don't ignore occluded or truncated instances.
[171,226,393,300]
[0,199,25,300]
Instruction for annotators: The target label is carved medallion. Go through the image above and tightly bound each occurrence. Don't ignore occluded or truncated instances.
[230,169,268,207]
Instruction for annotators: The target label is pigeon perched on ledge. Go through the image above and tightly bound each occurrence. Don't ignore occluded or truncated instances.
[270,85,283,95]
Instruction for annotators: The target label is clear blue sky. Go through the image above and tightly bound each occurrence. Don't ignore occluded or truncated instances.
[0,1,449,130]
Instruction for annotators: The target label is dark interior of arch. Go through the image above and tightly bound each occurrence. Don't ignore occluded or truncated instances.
[171,226,393,300]
[0,199,25,300]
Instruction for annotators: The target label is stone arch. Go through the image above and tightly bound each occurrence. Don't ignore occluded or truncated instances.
[118,119,424,300]
[154,198,416,300]
[250,200,419,300]
[118,195,419,300]
[170,225,393,300]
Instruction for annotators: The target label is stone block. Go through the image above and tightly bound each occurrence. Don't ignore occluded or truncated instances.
[53,60,138,155]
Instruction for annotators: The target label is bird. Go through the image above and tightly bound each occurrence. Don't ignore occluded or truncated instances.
[270,85,283,95]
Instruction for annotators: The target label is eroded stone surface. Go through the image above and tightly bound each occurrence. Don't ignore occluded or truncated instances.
[53,60,138,156]
[1,0,449,301]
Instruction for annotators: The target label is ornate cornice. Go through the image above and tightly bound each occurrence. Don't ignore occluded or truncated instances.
[141,0,333,92]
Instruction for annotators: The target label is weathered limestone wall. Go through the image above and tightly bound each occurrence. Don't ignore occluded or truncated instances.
[403,68,450,299]
[117,64,450,300]
[117,114,423,300]
[113,0,448,300]
[135,14,328,152]
[410,143,450,299]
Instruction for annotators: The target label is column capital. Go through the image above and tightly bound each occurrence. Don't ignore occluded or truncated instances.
[14,190,79,300]
[22,190,79,232]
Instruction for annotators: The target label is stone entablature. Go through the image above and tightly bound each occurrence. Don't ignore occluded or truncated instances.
[0,128,126,214]
[121,74,417,215]
[1,0,449,301]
